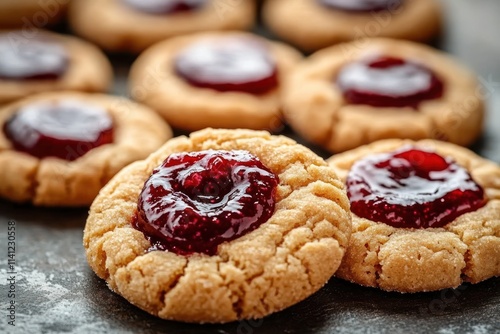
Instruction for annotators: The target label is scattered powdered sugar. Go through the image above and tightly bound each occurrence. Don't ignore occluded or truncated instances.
[18,268,69,299]
[437,324,495,334]
[3,266,113,334]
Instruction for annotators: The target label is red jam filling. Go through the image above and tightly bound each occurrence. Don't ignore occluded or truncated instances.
[132,150,279,256]
[318,0,403,12]
[3,100,114,161]
[346,147,487,229]
[0,34,68,80]
[122,0,206,14]
[174,38,279,94]
[337,56,444,108]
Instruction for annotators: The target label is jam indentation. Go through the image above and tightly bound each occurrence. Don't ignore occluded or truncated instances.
[122,0,207,14]
[0,34,68,80]
[3,100,114,161]
[346,147,487,228]
[133,150,279,255]
[318,0,403,12]
[337,56,444,108]
[174,38,279,94]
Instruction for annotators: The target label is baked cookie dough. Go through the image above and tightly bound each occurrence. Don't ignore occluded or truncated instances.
[69,0,256,53]
[0,91,172,206]
[328,139,500,292]
[282,38,484,153]
[0,29,113,105]
[0,0,68,28]
[129,31,302,131]
[84,128,352,323]
[263,0,441,52]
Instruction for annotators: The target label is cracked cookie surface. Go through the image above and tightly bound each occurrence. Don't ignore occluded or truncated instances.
[0,91,172,206]
[328,139,500,292]
[129,31,302,132]
[282,38,484,153]
[84,128,352,323]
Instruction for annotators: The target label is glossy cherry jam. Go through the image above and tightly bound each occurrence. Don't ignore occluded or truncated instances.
[346,147,487,229]
[3,100,114,161]
[318,0,403,12]
[122,0,206,14]
[0,34,68,80]
[337,56,444,108]
[174,38,279,94]
[133,150,279,255]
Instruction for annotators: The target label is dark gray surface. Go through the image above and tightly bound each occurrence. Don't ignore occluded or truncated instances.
[1,0,499,333]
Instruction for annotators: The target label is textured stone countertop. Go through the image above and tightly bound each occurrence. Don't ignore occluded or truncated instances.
[1,0,499,333]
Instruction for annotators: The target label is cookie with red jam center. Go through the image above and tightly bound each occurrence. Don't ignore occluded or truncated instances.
[0,30,113,105]
[130,32,302,131]
[329,139,500,293]
[69,0,256,53]
[263,0,441,52]
[0,92,172,206]
[283,38,484,153]
[83,129,351,323]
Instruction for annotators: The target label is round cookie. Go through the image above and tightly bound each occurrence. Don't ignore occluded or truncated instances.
[0,0,68,28]
[68,0,256,53]
[282,38,484,153]
[129,31,302,131]
[0,91,172,206]
[0,29,113,105]
[84,128,352,323]
[328,139,500,293]
[262,0,441,52]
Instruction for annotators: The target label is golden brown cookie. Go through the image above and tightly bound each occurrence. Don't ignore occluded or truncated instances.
[0,0,68,28]
[328,139,500,292]
[129,31,302,131]
[68,0,256,53]
[282,38,484,153]
[84,128,352,323]
[0,29,113,105]
[263,0,441,52]
[0,91,172,206]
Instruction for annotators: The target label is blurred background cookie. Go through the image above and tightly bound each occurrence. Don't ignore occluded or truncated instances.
[282,38,484,153]
[262,0,441,52]
[129,31,302,131]
[0,29,113,105]
[68,0,256,53]
[0,91,172,206]
[0,0,69,29]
